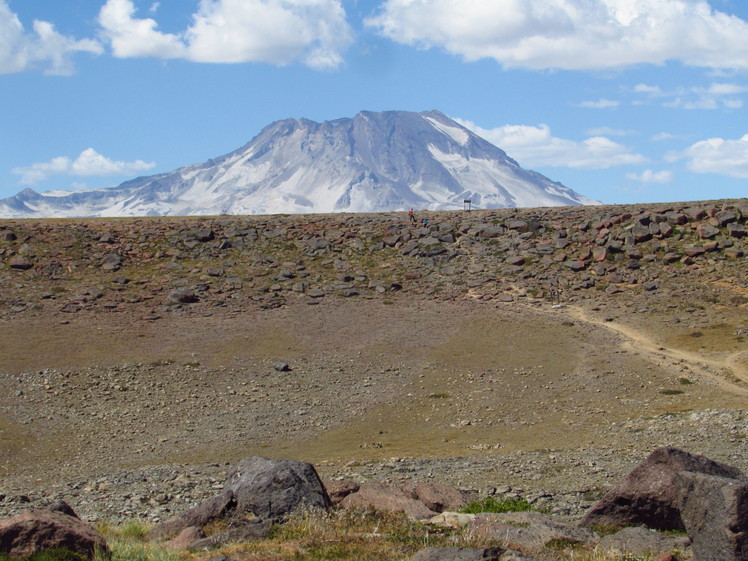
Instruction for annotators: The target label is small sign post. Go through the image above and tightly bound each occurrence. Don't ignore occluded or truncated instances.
[463,199,472,211]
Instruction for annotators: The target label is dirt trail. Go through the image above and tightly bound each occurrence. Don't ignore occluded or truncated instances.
[565,306,748,396]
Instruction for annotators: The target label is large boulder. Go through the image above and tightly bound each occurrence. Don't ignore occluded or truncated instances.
[0,509,108,559]
[580,446,744,531]
[226,456,330,521]
[674,471,748,561]
[150,456,329,545]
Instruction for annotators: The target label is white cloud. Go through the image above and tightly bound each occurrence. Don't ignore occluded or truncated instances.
[98,0,186,58]
[586,127,636,137]
[634,84,665,96]
[667,134,748,178]
[578,99,620,109]
[651,132,690,142]
[456,119,647,169]
[97,0,353,69]
[635,81,746,109]
[0,0,102,75]
[366,0,748,71]
[12,148,156,185]
[626,169,673,183]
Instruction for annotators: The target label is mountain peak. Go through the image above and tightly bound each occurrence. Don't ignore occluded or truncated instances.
[0,110,598,218]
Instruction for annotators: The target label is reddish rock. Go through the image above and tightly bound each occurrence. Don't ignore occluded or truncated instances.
[684,246,705,257]
[0,509,108,559]
[339,482,436,520]
[164,526,206,550]
[150,490,236,541]
[401,482,474,513]
[324,479,360,505]
[592,247,609,262]
[580,446,745,531]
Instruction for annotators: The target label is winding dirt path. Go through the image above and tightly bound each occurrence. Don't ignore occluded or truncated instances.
[564,306,748,397]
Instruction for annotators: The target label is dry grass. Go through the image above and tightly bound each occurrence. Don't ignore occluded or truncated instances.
[89,510,677,561]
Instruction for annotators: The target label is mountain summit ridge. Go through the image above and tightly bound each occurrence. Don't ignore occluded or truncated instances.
[0,110,598,218]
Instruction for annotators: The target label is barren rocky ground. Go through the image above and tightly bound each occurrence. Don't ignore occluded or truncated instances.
[0,200,746,523]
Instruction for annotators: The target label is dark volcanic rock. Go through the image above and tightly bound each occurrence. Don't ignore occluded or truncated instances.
[226,456,331,522]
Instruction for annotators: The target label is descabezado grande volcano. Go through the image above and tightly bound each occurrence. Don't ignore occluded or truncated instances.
[0,110,599,218]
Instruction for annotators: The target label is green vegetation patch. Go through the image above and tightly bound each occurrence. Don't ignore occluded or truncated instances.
[459,496,535,514]
[0,549,88,561]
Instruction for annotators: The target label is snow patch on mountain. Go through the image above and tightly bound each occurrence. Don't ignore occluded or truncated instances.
[0,110,599,218]
[425,116,470,146]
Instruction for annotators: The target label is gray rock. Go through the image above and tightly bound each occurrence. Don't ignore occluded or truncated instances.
[598,526,691,557]
[410,547,503,561]
[7,256,32,270]
[674,471,748,561]
[167,288,198,304]
[226,456,330,522]
[469,511,596,550]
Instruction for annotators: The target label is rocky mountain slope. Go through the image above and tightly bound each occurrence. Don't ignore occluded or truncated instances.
[0,198,746,524]
[0,110,596,218]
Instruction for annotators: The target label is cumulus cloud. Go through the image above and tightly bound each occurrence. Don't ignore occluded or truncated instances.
[366,0,748,71]
[12,148,156,185]
[0,0,102,75]
[456,119,647,169]
[667,134,748,178]
[98,0,186,58]
[97,0,353,69]
[626,169,673,183]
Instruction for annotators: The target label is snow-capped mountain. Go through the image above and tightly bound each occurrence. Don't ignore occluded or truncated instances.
[0,110,598,218]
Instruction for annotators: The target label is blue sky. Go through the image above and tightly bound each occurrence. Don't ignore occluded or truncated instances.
[2,0,747,205]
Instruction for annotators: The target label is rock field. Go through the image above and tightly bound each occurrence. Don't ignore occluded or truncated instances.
[0,199,746,523]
